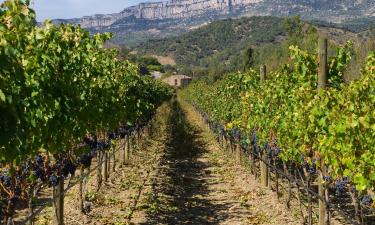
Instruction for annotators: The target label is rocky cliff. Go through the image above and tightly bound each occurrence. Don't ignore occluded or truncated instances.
[54,0,374,29]
[51,0,375,45]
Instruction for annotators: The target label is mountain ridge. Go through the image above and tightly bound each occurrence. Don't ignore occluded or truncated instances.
[53,0,375,28]
[51,0,375,45]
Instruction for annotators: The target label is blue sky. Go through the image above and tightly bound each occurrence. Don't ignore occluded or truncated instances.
[1,0,162,21]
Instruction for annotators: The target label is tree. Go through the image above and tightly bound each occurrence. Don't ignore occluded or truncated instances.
[243,46,254,71]
[283,15,303,45]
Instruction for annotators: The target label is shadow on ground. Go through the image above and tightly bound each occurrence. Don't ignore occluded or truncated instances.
[140,100,238,225]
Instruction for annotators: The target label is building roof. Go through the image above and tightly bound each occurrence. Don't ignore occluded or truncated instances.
[150,71,163,79]
[163,74,192,81]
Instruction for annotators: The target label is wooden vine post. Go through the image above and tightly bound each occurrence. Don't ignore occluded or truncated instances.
[260,65,269,188]
[79,167,85,213]
[235,133,241,162]
[103,152,108,182]
[112,144,116,172]
[53,179,64,225]
[123,134,129,165]
[318,37,329,225]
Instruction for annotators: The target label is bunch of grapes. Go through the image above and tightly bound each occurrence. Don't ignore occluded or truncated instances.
[250,130,258,145]
[323,175,332,183]
[240,135,248,150]
[48,174,59,187]
[307,160,316,175]
[61,158,77,177]
[361,195,373,206]
[334,177,350,196]
[274,146,281,157]
[32,155,46,182]
[263,141,272,157]
[107,131,117,140]
[117,126,127,138]
[78,153,94,168]
[0,172,12,188]
[231,128,240,141]
[219,125,225,136]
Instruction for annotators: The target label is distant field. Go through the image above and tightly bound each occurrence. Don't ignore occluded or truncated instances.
[152,55,176,66]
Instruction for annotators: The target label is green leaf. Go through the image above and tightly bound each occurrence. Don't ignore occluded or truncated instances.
[0,89,5,102]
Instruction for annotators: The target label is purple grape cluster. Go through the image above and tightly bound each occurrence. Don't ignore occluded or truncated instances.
[231,128,240,141]
[301,156,316,175]
[250,131,260,154]
[77,153,94,168]
[362,195,373,206]
[61,158,77,177]
[0,172,12,188]
[334,177,350,196]
[48,174,59,187]
[323,176,332,182]
[264,141,272,157]
[240,134,248,150]
[307,162,316,175]
[32,155,46,181]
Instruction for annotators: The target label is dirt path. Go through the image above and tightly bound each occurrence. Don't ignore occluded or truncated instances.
[34,100,300,225]
[134,99,300,225]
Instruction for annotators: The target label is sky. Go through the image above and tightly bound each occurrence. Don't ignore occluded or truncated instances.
[1,0,162,21]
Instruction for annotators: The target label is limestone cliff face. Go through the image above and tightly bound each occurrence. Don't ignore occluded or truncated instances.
[137,0,263,19]
[53,0,375,29]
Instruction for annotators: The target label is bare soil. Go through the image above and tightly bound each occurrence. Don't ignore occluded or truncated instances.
[33,100,303,225]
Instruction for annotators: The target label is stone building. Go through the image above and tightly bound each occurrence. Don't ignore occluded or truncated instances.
[163,75,192,87]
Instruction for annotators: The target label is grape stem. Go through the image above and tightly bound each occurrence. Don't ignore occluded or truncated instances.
[0,182,11,196]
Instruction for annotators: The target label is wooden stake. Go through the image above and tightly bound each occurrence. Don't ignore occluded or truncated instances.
[79,167,84,213]
[260,65,267,83]
[53,180,64,225]
[112,146,116,172]
[260,65,269,188]
[261,153,269,188]
[318,38,328,90]
[103,153,108,182]
[318,37,328,225]
[96,152,103,191]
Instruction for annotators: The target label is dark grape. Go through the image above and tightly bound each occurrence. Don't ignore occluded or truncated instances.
[323,176,332,182]
[2,174,12,188]
[334,178,349,196]
[107,132,117,140]
[35,155,44,165]
[48,174,59,187]
[362,195,373,206]
[275,147,281,156]
[308,165,316,175]
[62,159,77,177]
[78,154,93,168]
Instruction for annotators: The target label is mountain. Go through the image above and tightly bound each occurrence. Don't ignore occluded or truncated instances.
[52,0,375,45]
[135,16,285,69]
[132,15,374,81]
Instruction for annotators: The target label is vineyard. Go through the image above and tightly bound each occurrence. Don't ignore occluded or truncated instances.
[180,39,375,224]
[1,1,375,225]
[0,1,172,224]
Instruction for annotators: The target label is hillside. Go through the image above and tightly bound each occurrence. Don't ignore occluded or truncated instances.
[51,0,375,45]
[132,15,374,81]
[135,16,285,70]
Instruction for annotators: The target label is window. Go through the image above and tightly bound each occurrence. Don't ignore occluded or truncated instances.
[175,79,178,86]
